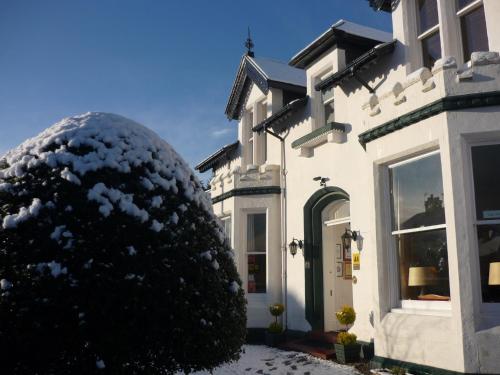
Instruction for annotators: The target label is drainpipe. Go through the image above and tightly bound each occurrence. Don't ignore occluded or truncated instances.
[265,127,289,330]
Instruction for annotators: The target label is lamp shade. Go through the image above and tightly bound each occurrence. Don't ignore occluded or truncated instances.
[408,266,437,286]
[488,262,500,285]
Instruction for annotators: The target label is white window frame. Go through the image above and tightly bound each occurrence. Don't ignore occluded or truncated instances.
[455,0,487,63]
[245,210,268,295]
[416,0,441,69]
[467,140,500,313]
[221,215,232,248]
[247,110,254,166]
[311,66,333,131]
[388,150,451,313]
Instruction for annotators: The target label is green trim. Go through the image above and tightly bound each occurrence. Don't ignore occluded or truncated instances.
[303,187,349,330]
[359,91,500,146]
[371,356,476,375]
[291,123,346,149]
[212,186,281,204]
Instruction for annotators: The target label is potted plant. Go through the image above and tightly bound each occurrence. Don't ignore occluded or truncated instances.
[334,305,360,363]
[265,303,285,347]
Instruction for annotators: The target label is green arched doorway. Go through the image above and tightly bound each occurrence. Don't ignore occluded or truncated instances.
[303,186,349,331]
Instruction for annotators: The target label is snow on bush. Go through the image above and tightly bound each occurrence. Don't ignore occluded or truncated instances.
[0,112,246,374]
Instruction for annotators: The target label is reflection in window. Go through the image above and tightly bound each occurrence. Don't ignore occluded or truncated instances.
[247,110,254,165]
[458,2,489,61]
[471,144,500,303]
[390,152,450,302]
[247,213,266,293]
[417,0,441,69]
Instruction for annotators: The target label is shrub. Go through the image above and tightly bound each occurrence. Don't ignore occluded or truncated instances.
[335,305,356,330]
[337,332,357,346]
[269,303,284,317]
[0,113,246,374]
[391,366,407,375]
[268,322,283,334]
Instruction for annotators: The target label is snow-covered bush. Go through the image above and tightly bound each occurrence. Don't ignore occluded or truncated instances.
[0,113,246,374]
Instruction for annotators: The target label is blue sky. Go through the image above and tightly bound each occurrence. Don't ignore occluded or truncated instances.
[0,1,391,181]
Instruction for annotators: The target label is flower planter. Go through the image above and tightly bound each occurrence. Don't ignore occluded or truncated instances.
[370,369,415,375]
[334,342,361,364]
[265,331,284,347]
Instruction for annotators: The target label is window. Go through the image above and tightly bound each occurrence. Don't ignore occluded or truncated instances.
[247,110,254,165]
[221,216,231,246]
[322,86,335,126]
[417,0,441,69]
[471,144,500,303]
[457,0,489,61]
[258,101,267,163]
[247,213,266,293]
[390,152,450,302]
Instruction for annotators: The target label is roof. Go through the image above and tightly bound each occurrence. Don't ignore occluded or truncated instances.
[289,19,393,69]
[225,55,306,121]
[367,0,394,12]
[252,96,308,133]
[315,40,396,92]
[195,141,240,173]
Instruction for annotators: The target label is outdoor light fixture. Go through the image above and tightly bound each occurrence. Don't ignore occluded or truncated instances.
[288,238,303,257]
[341,229,358,251]
[313,176,329,187]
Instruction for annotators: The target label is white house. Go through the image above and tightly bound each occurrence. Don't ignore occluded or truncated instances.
[196,1,500,373]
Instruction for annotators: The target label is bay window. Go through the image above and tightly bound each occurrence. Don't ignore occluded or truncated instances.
[389,151,450,303]
[417,0,441,69]
[457,0,489,62]
[247,212,266,293]
[471,144,500,303]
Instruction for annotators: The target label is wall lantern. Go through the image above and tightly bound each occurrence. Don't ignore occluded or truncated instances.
[341,229,358,251]
[288,238,303,257]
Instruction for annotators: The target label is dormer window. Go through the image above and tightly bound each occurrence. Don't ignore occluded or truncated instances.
[457,0,489,62]
[322,86,335,126]
[417,0,441,69]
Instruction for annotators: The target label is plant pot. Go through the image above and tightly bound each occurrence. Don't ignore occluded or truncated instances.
[334,342,361,364]
[265,331,284,347]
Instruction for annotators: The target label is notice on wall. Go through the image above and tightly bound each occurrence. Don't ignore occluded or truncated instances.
[353,251,360,270]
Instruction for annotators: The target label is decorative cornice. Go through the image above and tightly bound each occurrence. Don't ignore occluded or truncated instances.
[195,141,240,173]
[358,91,500,146]
[292,123,346,149]
[253,96,308,133]
[212,186,281,204]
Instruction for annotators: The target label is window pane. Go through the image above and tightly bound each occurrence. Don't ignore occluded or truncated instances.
[322,87,334,103]
[324,102,335,125]
[418,0,439,34]
[477,224,500,303]
[248,254,266,293]
[223,217,231,245]
[396,229,450,300]
[247,213,266,252]
[390,153,445,231]
[471,144,500,220]
[457,0,475,10]
[422,32,442,69]
[461,6,489,61]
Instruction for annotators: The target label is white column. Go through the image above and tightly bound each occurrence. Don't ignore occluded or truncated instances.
[437,0,463,64]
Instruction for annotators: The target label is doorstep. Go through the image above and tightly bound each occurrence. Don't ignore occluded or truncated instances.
[279,331,337,360]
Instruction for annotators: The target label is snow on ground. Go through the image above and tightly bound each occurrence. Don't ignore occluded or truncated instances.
[183,345,360,375]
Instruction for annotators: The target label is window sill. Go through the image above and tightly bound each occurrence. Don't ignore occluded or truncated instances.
[291,122,346,158]
[391,307,451,317]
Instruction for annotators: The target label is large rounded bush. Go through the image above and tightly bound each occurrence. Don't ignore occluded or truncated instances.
[0,113,246,374]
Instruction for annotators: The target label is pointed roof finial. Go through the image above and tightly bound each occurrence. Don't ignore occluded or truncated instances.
[245,27,254,57]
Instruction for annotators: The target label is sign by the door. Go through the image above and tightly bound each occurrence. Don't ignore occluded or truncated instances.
[353,251,360,270]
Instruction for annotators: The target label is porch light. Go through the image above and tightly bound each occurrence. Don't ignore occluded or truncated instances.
[341,229,358,251]
[289,238,303,257]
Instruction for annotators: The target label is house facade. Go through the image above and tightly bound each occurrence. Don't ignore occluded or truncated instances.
[196,1,500,373]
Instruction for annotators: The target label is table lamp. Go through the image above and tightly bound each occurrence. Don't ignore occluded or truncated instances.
[488,262,500,285]
[408,266,437,296]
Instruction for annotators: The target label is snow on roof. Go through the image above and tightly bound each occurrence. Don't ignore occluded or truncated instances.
[248,56,306,87]
[291,19,393,64]
[0,112,212,217]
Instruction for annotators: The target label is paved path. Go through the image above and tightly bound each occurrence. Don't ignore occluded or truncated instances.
[187,345,361,375]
